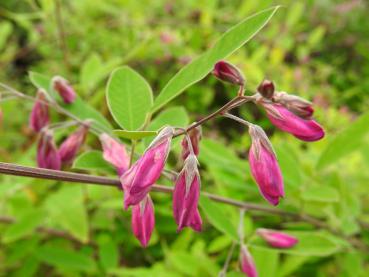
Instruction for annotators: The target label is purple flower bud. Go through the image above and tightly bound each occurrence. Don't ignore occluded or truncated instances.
[249,125,284,206]
[131,195,155,248]
[52,76,76,104]
[100,133,129,176]
[121,126,174,209]
[181,126,202,160]
[212,61,245,86]
[59,124,89,165]
[256,228,298,249]
[273,92,314,119]
[29,89,49,132]
[173,154,202,232]
[257,79,275,99]
[262,103,324,141]
[37,130,61,170]
[240,245,258,277]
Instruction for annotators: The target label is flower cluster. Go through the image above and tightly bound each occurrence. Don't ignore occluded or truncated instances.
[29,77,88,170]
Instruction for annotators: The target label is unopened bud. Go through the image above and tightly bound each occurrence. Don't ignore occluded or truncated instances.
[212,61,245,86]
[59,124,89,165]
[37,130,61,170]
[257,79,275,99]
[274,92,314,119]
[181,126,202,160]
[52,76,76,104]
[29,89,50,132]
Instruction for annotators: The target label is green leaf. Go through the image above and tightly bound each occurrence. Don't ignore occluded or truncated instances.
[250,231,342,256]
[113,130,157,140]
[80,53,103,91]
[199,196,238,240]
[28,71,112,132]
[73,150,115,173]
[44,186,89,243]
[317,111,369,169]
[301,185,340,203]
[251,247,279,277]
[106,66,153,130]
[98,234,119,271]
[152,7,279,112]
[36,246,96,272]
[147,106,189,131]
[2,211,44,243]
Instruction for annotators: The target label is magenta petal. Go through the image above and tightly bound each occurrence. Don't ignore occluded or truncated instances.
[240,245,258,277]
[189,209,202,232]
[37,131,61,170]
[29,90,49,132]
[257,229,298,249]
[100,133,129,175]
[52,76,76,104]
[173,172,201,232]
[249,144,284,206]
[131,195,155,248]
[59,125,89,165]
[264,103,324,142]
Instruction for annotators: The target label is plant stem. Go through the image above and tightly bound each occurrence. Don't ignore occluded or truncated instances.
[129,140,137,167]
[218,241,236,277]
[55,0,69,68]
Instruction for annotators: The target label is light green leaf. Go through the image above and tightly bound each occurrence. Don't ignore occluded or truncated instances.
[147,106,189,131]
[98,234,119,271]
[317,111,369,169]
[2,211,44,243]
[301,185,340,203]
[199,196,238,240]
[113,130,157,140]
[44,186,89,243]
[251,247,279,277]
[73,150,114,173]
[36,246,96,272]
[29,71,51,92]
[80,53,103,91]
[152,6,279,112]
[106,66,153,130]
[250,231,342,256]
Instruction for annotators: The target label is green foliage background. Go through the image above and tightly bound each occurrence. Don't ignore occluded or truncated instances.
[0,0,369,276]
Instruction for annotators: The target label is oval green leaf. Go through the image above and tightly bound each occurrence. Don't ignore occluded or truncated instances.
[106,66,153,130]
[113,130,157,140]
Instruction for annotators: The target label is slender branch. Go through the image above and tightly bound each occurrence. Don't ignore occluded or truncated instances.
[218,241,236,277]
[55,0,70,68]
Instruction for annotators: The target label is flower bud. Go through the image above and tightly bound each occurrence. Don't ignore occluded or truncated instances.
[274,92,314,119]
[257,79,275,99]
[173,154,202,232]
[261,102,324,142]
[131,195,155,248]
[249,125,284,206]
[121,126,174,209]
[59,124,89,165]
[256,228,298,249]
[212,61,245,86]
[37,130,61,170]
[240,245,258,277]
[52,76,77,104]
[181,126,202,160]
[29,89,50,132]
[100,133,129,176]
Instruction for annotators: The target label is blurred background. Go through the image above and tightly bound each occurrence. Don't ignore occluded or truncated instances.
[0,0,369,276]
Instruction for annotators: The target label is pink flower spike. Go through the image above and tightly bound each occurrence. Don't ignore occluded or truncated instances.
[121,126,174,209]
[248,125,284,206]
[131,195,155,248]
[29,89,49,132]
[262,103,324,142]
[181,126,202,160]
[59,124,89,165]
[240,245,258,277]
[52,76,77,104]
[256,228,298,249]
[37,130,61,170]
[212,60,245,86]
[173,155,202,232]
[100,133,129,176]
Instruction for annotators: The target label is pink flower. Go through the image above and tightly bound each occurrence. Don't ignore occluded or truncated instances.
[131,195,155,248]
[256,228,298,249]
[29,89,49,132]
[240,245,258,277]
[181,126,202,160]
[248,125,284,206]
[212,61,245,86]
[37,130,61,170]
[59,124,89,165]
[52,76,76,104]
[273,92,314,119]
[173,154,202,232]
[100,133,129,176]
[262,103,324,141]
[121,126,174,209]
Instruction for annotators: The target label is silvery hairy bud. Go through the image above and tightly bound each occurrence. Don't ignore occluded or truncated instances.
[212,61,245,86]
[257,79,275,99]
